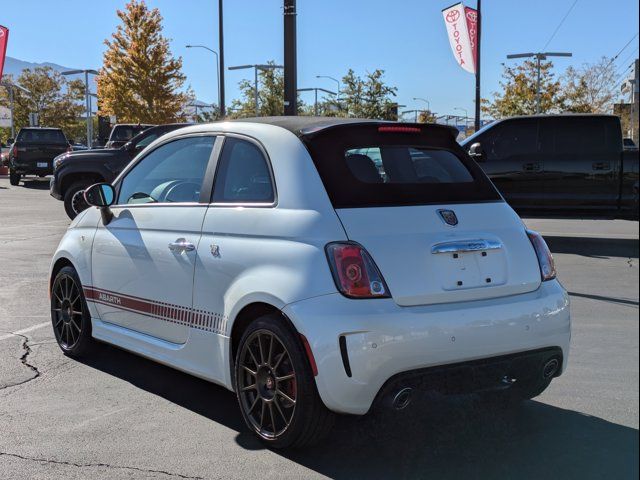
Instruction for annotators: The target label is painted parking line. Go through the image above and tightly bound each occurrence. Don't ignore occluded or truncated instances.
[0,321,51,341]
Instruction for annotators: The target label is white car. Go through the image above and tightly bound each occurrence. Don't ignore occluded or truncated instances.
[49,118,570,448]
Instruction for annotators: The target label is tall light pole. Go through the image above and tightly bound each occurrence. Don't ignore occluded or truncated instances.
[454,107,468,130]
[228,64,284,116]
[297,87,336,116]
[218,0,226,117]
[1,81,31,139]
[186,45,220,114]
[506,52,572,114]
[62,69,99,147]
[283,0,297,115]
[316,75,340,96]
[413,97,430,112]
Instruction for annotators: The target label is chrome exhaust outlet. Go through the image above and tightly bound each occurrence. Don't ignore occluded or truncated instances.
[391,387,413,410]
[542,358,560,379]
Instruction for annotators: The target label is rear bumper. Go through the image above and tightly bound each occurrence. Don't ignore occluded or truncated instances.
[11,160,53,175]
[282,280,570,415]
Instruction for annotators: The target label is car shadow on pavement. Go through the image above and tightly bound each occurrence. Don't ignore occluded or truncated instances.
[19,179,51,190]
[78,342,639,480]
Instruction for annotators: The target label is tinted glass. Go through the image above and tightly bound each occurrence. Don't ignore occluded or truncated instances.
[481,120,538,160]
[552,117,613,154]
[17,129,67,144]
[111,125,150,141]
[345,147,473,184]
[213,138,274,203]
[118,136,215,205]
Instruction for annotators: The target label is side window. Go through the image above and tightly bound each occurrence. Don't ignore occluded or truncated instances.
[118,136,215,205]
[483,120,538,160]
[212,137,275,204]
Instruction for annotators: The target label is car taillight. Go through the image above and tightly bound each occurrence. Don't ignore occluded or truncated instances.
[526,230,556,281]
[11,145,17,158]
[325,242,390,298]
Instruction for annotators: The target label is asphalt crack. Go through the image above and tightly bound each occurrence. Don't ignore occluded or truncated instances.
[0,333,40,391]
[0,452,205,479]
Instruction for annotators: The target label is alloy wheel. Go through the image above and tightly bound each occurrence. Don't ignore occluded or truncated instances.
[71,189,88,216]
[51,274,84,350]
[238,330,297,439]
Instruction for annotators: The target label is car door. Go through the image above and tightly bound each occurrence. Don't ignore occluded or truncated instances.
[191,136,276,376]
[89,134,218,344]
[474,118,543,209]
[539,116,621,209]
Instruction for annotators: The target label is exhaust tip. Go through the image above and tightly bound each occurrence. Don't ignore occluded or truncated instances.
[392,387,413,410]
[542,358,560,379]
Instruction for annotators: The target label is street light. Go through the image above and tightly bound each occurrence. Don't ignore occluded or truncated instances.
[297,87,336,116]
[186,45,221,116]
[1,81,31,138]
[506,52,572,114]
[413,97,430,112]
[315,75,340,96]
[62,69,99,148]
[454,107,469,129]
[228,64,284,116]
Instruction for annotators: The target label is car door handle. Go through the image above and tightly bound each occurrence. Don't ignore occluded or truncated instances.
[522,163,541,171]
[168,239,196,252]
[592,162,611,171]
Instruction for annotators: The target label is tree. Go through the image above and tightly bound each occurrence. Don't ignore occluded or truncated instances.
[562,56,618,113]
[482,59,565,118]
[339,69,398,120]
[0,68,85,139]
[97,0,191,123]
[418,110,437,123]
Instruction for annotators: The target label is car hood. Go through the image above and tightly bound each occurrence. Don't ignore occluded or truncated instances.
[56,148,128,164]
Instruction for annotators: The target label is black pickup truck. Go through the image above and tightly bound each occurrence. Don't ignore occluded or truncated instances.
[461,114,639,217]
[50,123,190,218]
[7,127,71,186]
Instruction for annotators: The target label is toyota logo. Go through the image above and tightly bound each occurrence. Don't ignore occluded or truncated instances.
[446,10,460,23]
[466,11,477,22]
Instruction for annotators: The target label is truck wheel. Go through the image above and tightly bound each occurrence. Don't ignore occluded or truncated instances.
[235,314,335,449]
[50,265,93,357]
[9,170,21,186]
[63,181,91,220]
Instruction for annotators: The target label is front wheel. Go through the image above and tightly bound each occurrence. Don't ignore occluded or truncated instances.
[9,169,21,186]
[50,266,93,357]
[235,315,334,449]
[63,181,91,219]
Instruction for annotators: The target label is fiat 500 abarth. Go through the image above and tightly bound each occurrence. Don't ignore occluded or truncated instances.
[49,118,570,448]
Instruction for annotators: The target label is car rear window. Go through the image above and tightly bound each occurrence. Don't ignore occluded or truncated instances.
[17,129,67,144]
[301,124,501,208]
[110,125,150,141]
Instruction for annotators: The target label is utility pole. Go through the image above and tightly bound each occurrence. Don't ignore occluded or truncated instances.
[228,64,284,116]
[283,0,297,115]
[218,0,226,117]
[62,69,99,147]
[474,0,482,131]
[297,87,336,116]
[506,52,572,114]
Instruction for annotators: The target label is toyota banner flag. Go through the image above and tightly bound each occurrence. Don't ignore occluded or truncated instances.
[442,3,477,74]
[0,25,8,83]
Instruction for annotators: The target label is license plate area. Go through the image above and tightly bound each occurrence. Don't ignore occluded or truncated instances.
[37,162,48,168]
[434,250,508,291]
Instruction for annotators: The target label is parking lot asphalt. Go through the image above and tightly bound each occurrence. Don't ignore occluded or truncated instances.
[1,177,638,480]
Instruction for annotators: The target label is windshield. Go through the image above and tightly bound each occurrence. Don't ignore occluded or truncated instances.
[17,129,67,145]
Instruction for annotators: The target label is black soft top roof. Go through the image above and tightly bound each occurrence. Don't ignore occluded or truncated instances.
[232,116,459,138]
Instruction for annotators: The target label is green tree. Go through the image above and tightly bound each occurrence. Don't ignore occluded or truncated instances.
[339,69,398,120]
[562,56,618,113]
[482,59,565,118]
[97,0,191,123]
[0,68,85,139]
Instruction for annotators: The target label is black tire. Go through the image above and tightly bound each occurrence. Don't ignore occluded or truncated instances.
[63,181,91,220]
[235,314,335,449]
[9,169,20,186]
[50,266,93,357]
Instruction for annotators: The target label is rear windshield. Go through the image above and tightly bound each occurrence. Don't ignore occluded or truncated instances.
[302,124,501,208]
[17,129,67,145]
[110,125,150,141]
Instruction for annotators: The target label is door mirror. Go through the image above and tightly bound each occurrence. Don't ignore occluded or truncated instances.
[124,141,136,153]
[468,142,485,162]
[84,183,115,207]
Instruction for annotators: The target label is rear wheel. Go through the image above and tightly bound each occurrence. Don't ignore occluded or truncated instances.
[235,315,334,449]
[50,266,93,357]
[9,170,20,186]
[63,181,91,219]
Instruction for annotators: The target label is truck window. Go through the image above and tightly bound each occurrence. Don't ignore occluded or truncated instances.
[481,120,538,161]
[17,129,67,145]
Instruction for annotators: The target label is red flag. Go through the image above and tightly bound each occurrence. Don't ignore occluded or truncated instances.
[0,25,8,83]
[464,7,478,72]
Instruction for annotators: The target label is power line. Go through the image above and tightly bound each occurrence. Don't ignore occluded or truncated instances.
[542,0,579,51]
[606,32,639,69]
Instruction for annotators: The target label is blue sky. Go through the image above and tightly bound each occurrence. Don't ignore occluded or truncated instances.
[2,0,639,118]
